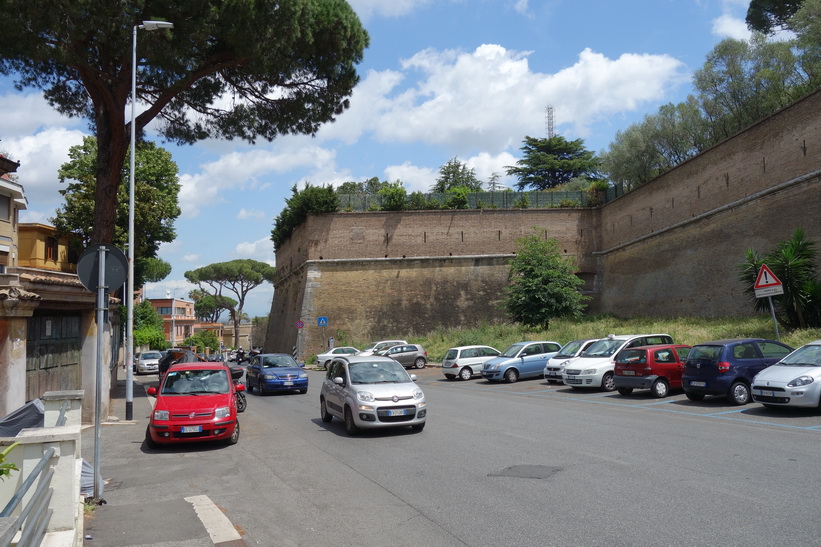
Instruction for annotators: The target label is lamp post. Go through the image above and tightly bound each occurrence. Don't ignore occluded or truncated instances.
[127,20,173,420]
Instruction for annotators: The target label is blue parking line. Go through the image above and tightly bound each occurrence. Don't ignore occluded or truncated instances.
[639,399,676,406]
[706,409,748,416]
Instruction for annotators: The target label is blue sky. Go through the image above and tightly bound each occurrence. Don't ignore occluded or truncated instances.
[1,0,754,319]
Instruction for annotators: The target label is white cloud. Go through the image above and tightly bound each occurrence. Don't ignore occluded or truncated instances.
[512,0,529,16]
[347,0,433,20]
[383,162,437,193]
[182,254,200,262]
[712,14,751,39]
[237,208,266,220]
[235,237,275,265]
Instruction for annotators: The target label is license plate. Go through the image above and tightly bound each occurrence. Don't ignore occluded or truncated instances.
[181,425,202,433]
[690,381,706,387]
[547,372,558,377]
[388,409,408,416]
[566,375,576,379]
[283,381,293,386]
[757,390,774,397]
[622,370,635,376]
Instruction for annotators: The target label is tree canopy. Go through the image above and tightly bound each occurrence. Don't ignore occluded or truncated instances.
[504,229,588,329]
[189,288,237,323]
[431,158,482,192]
[505,136,601,191]
[746,0,805,33]
[0,0,368,246]
[271,183,339,249]
[51,136,178,288]
[185,259,276,345]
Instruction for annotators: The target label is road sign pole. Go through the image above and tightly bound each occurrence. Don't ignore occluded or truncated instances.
[93,246,107,501]
[767,296,781,342]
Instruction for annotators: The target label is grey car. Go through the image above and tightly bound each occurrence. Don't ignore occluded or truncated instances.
[442,345,501,380]
[377,343,428,369]
[320,355,427,435]
[136,350,162,375]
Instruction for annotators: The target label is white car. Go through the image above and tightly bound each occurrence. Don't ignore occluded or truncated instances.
[752,340,821,408]
[357,339,407,356]
[442,345,501,380]
[315,346,359,368]
[562,334,673,391]
[320,355,427,435]
[543,339,599,383]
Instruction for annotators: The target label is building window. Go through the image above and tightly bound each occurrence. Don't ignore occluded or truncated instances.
[46,237,58,261]
[0,195,9,222]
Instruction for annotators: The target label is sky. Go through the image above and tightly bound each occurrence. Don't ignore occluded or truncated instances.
[0,0,755,319]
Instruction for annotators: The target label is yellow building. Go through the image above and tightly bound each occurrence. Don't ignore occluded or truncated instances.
[18,223,80,273]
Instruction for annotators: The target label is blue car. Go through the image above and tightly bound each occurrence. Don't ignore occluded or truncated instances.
[681,338,793,405]
[245,353,309,395]
[481,341,562,383]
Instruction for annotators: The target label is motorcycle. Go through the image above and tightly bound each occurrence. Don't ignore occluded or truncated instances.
[229,365,247,412]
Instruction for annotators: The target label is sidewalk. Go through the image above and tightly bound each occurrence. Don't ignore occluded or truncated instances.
[80,375,245,547]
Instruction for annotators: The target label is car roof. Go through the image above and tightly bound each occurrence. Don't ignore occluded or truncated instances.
[255,353,294,358]
[336,355,398,364]
[623,343,690,350]
[693,338,775,345]
[167,362,229,372]
[448,345,495,350]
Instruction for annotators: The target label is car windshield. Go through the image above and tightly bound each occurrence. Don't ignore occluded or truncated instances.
[161,369,229,395]
[556,340,585,358]
[688,345,722,361]
[500,344,526,358]
[580,339,623,358]
[142,352,162,359]
[261,356,297,368]
[349,361,410,384]
[778,344,821,367]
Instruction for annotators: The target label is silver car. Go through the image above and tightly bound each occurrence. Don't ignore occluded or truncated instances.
[377,343,428,369]
[357,339,407,356]
[543,339,599,383]
[136,350,162,375]
[442,345,501,380]
[320,355,427,435]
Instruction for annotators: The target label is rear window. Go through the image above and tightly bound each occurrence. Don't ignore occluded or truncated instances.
[616,349,647,364]
[688,345,722,361]
[444,349,458,360]
[142,352,162,359]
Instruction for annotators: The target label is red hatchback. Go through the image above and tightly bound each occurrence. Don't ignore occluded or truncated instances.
[145,362,243,448]
[613,344,692,398]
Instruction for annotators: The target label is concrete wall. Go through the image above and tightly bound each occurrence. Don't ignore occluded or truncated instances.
[266,89,821,360]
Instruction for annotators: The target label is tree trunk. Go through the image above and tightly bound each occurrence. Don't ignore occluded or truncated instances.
[91,103,128,245]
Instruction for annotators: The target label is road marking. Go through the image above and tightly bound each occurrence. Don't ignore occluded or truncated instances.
[185,494,245,546]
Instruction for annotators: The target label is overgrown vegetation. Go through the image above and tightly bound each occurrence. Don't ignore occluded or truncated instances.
[0,443,19,481]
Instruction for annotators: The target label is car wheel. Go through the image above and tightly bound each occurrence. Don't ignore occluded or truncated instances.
[236,393,247,413]
[504,368,519,383]
[344,406,359,436]
[651,379,669,398]
[225,421,240,445]
[323,360,331,369]
[144,426,159,449]
[601,372,615,391]
[414,357,426,369]
[617,387,633,396]
[258,378,265,395]
[685,391,705,401]
[320,398,333,423]
[411,422,425,432]
[445,374,456,380]
[728,381,751,406]
[459,367,473,381]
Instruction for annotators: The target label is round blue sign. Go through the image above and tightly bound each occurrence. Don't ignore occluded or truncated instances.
[296,320,304,329]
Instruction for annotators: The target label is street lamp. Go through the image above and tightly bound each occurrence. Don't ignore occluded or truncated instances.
[126,20,173,420]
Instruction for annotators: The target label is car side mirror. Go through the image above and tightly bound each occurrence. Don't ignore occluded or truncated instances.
[333,377,344,385]
[299,363,305,368]
[410,374,417,382]
[235,383,245,392]
[147,387,157,397]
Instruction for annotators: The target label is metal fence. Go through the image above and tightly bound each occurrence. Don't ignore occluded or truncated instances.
[0,445,56,547]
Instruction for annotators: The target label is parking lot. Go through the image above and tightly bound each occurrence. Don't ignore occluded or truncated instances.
[411,364,821,431]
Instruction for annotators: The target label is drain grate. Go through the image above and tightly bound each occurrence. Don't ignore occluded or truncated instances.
[488,465,561,479]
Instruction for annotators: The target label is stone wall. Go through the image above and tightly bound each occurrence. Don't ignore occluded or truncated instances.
[266,90,821,360]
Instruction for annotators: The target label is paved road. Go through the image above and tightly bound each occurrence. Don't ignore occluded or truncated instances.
[84,366,821,546]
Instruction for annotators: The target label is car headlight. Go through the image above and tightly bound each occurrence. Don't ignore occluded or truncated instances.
[788,376,815,387]
[299,372,308,378]
[413,389,424,399]
[153,410,169,421]
[215,406,231,418]
[263,374,277,380]
[357,391,375,402]
[582,368,597,375]
[491,363,502,370]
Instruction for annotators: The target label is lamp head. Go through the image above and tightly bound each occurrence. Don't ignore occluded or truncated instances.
[140,20,174,31]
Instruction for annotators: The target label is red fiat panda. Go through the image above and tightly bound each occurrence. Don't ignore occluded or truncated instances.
[613,344,692,398]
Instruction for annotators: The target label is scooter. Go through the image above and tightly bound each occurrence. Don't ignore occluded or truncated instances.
[229,365,247,412]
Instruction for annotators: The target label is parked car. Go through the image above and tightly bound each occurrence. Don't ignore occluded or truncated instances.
[377,343,428,369]
[315,346,359,368]
[481,341,562,383]
[245,353,308,395]
[145,362,242,448]
[357,340,408,356]
[442,345,501,380]
[752,340,821,408]
[136,351,162,375]
[562,334,674,391]
[543,339,599,383]
[682,338,793,405]
[613,344,692,397]
[320,355,427,435]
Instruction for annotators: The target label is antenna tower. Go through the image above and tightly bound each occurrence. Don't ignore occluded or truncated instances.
[545,105,555,138]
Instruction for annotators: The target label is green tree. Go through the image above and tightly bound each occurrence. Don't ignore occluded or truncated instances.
[51,136,179,287]
[377,181,407,211]
[790,0,821,90]
[133,300,166,348]
[431,158,482,192]
[0,1,368,247]
[505,136,602,191]
[189,289,236,323]
[185,259,276,346]
[746,0,805,33]
[272,183,339,249]
[504,229,588,328]
[184,329,221,353]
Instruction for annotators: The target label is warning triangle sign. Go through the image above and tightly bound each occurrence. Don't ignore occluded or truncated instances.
[754,264,782,289]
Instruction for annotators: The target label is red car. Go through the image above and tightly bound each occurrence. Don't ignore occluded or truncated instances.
[145,362,244,448]
[613,344,692,398]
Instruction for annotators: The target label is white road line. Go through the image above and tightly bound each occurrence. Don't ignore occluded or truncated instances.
[185,494,243,544]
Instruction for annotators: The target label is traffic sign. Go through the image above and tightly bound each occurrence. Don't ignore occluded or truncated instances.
[754,264,784,298]
[318,316,328,327]
[295,320,304,329]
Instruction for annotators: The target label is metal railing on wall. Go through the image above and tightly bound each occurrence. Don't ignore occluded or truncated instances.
[0,445,56,547]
